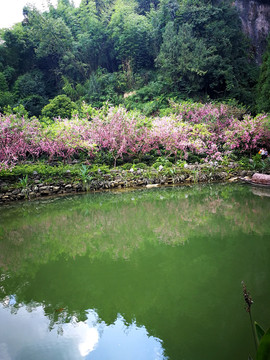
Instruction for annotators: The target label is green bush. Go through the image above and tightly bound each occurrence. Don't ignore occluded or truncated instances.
[153,157,173,169]
[121,163,133,170]
[14,71,46,99]
[41,94,77,119]
[0,72,8,92]
[136,163,148,169]
[0,91,14,113]
[82,69,122,108]
[20,95,47,117]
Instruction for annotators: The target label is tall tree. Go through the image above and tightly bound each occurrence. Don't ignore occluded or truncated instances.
[156,0,257,104]
[156,22,215,95]
[76,0,115,74]
[23,6,76,94]
[257,37,270,113]
[109,0,154,71]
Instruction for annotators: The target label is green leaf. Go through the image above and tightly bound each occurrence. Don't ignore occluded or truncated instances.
[256,328,270,360]
[255,322,266,344]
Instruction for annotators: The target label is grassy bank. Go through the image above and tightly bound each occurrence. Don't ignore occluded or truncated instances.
[1,156,269,203]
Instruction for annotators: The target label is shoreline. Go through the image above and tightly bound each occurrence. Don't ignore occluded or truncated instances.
[0,163,256,204]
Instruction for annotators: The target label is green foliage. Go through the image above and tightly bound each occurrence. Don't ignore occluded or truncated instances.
[41,94,77,119]
[135,162,148,169]
[62,76,82,101]
[156,22,212,94]
[81,68,122,107]
[19,174,28,188]
[89,163,111,174]
[0,91,14,113]
[0,0,262,114]
[0,72,8,92]
[187,152,204,164]
[93,149,115,167]
[0,72,14,112]
[257,37,270,113]
[72,101,98,120]
[109,0,154,70]
[155,1,257,107]
[1,23,36,75]
[176,159,187,168]
[255,322,266,345]
[123,78,175,115]
[14,70,46,99]
[137,0,159,14]
[28,14,74,60]
[248,153,270,172]
[256,327,270,360]
[153,157,173,169]
[79,164,93,191]
[0,162,83,179]
[3,66,16,86]
[121,162,133,170]
[76,4,111,75]
[74,100,113,121]
[20,95,47,117]
[10,104,29,118]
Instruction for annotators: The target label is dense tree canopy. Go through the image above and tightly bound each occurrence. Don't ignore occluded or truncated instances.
[0,0,267,116]
[257,36,270,113]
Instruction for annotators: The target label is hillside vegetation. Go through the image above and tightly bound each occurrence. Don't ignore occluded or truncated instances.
[0,0,269,117]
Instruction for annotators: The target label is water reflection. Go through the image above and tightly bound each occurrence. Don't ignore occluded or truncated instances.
[1,184,269,274]
[251,186,270,198]
[0,184,270,360]
[0,302,165,360]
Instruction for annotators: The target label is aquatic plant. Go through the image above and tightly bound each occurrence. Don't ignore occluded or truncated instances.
[19,174,28,188]
[242,281,270,360]
[79,165,92,191]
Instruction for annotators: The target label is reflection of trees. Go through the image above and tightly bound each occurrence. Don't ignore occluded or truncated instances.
[1,231,270,360]
[0,182,270,359]
[0,184,270,275]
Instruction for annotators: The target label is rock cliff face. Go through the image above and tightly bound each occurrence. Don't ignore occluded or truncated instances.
[234,0,270,63]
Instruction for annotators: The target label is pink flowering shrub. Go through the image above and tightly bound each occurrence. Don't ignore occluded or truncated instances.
[172,101,244,126]
[0,104,269,171]
[89,107,151,165]
[0,115,42,170]
[149,117,212,159]
[223,114,270,155]
[40,118,95,161]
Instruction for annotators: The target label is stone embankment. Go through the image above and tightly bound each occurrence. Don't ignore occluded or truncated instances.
[0,164,255,204]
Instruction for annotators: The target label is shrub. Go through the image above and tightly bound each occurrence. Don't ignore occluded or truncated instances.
[41,95,77,119]
[1,102,270,171]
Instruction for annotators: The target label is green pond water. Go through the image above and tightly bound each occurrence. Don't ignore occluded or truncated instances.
[0,183,270,360]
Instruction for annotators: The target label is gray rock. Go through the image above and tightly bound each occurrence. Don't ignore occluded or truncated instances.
[12,189,20,195]
[39,186,49,191]
[146,184,159,188]
[41,190,50,195]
